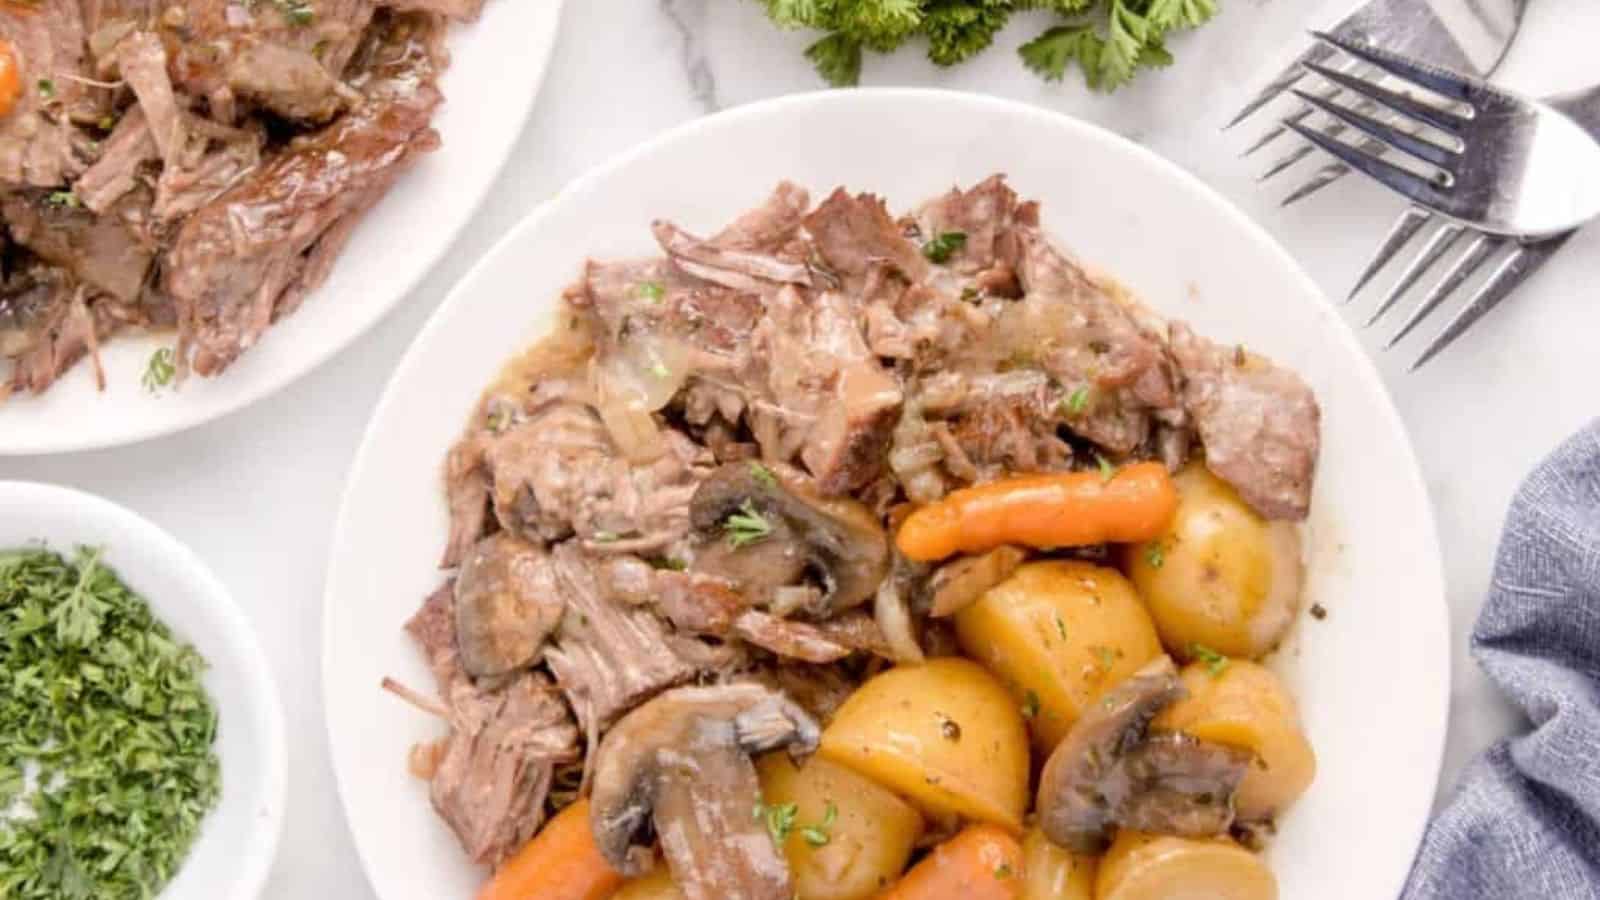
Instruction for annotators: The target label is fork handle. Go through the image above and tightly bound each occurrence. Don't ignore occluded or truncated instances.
[1549,85,1600,142]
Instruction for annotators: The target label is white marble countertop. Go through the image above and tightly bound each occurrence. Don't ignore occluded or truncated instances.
[8,0,1600,895]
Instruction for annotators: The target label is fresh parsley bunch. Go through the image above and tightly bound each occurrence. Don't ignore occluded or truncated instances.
[755,0,1219,91]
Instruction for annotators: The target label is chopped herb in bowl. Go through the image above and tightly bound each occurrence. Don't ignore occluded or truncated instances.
[0,547,221,899]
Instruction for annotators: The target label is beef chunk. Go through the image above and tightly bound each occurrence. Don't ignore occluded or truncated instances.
[1169,323,1320,520]
[543,543,703,736]
[164,17,442,375]
[0,1,91,188]
[403,583,582,865]
[3,189,157,303]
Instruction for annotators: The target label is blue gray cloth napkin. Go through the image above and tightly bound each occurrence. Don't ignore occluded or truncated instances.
[1403,421,1600,899]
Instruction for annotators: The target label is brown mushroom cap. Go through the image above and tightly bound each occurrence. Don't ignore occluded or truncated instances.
[1036,656,1252,853]
[689,462,889,616]
[453,534,565,678]
[588,683,820,900]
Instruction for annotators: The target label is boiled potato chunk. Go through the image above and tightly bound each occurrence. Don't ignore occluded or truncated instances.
[1153,660,1316,821]
[954,560,1164,750]
[819,658,1030,831]
[611,869,685,900]
[756,753,923,900]
[1124,465,1303,660]
[1021,827,1095,900]
[1096,832,1277,900]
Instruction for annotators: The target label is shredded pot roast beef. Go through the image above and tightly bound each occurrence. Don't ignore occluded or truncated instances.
[0,0,481,397]
[390,176,1322,872]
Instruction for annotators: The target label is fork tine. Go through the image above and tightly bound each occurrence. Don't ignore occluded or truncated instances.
[1290,88,1459,169]
[1385,233,1504,346]
[1283,118,1452,210]
[1301,61,1471,134]
[1347,207,1433,301]
[1242,109,1304,158]
[1257,143,1318,181]
[1225,41,1340,130]
[1281,162,1350,206]
[1261,96,1376,181]
[1311,30,1475,102]
[1410,235,1574,370]
[1364,223,1464,326]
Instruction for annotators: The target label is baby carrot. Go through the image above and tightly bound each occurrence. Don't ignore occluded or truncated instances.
[477,798,625,900]
[878,824,1024,900]
[0,38,21,118]
[895,463,1178,562]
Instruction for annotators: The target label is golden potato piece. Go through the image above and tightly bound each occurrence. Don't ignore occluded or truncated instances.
[1125,465,1304,660]
[1153,659,1317,821]
[955,560,1164,750]
[611,869,685,900]
[819,658,1030,831]
[756,753,923,900]
[1096,831,1277,900]
[1021,827,1095,900]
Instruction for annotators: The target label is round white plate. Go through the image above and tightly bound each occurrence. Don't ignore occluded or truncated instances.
[0,481,286,900]
[324,89,1448,900]
[0,0,566,456]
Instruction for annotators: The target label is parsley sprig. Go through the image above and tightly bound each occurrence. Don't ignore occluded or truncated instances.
[755,0,1219,91]
[724,500,774,548]
[0,548,221,900]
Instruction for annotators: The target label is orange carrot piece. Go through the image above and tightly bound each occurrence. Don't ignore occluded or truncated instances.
[0,39,20,118]
[477,798,625,900]
[895,463,1179,562]
[878,824,1025,900]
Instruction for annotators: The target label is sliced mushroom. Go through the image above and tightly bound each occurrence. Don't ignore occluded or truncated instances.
[453,534,565,678]
[923,545,1028,618]
[1112,733,1253,837]
[689,462,889,616]
[1036,656,1251,853]
[589,684,820,900]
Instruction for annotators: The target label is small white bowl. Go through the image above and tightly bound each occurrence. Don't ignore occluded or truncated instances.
[0,481,286,900]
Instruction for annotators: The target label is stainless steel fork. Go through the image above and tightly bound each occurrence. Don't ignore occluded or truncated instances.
[1226,0,1525,206]
[1285,33,1600,239]
[1343,83,1600,368]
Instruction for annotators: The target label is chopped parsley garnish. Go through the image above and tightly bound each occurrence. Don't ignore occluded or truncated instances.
[1021,689,1041,720]
[1096,453,1115,482]
[273,0,314,25]
[756,800,799,846]
[141,347,176,392]
[799,802,837,847]
[724,500,773,548]
[43,190,79,209]
[647,361,671,378]
[0,548,221,900]
[749,461,777,489]
[1189,643,1230,677]
[1092,644,1116,669]
[36,78,54,98]
[98,115,117,131]
[1144,541,1165,569]
[485,406,514,433]
[1054,614,1067,640]
[651,557,688,572]
[921,230,967,264]
[995,862,1015,879]
[636,281,665,302]
[1063,384,1090,416]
